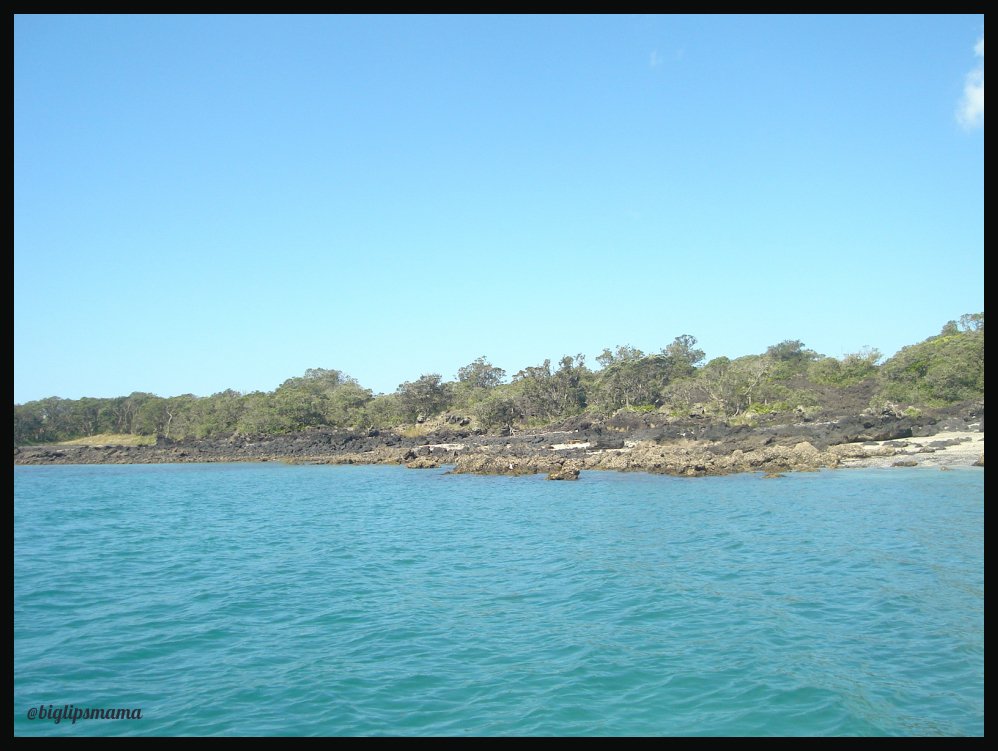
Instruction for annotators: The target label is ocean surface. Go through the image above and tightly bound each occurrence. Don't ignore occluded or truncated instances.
[14,463,983,736]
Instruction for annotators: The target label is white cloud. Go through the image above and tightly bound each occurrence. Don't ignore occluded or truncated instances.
[957,35,984,128]
[649,50,662,69]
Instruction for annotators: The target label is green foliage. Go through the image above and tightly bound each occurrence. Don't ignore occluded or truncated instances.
[457,357,506,390]
[728,413,760,427]
[766,339,814,363]
[877,317,984,405]
[745,401,792,415]
[302,368,346,388]
[593,336,705,413]
[509,355,591,420]
[744,388,817,415]
[594,354,669,412]
[396,374,450,422]
[621,404,657,413]
[959,312,984,332]
[764,339,818,380]
[362,393,405,429]
[596,345,644,369]
[662,334,706,378]
[272,384,326,431]
[452,356,506,410]
[552,355,590,416]
[324,382,373,428]
[509,360,558,420]
[188,390,245,438]
[808,348,880,387]
[236,391,289,434]
[680,354,773,416]
[14,397,73,444]
[12,316,984,444]
[134,396,172,436]
[474,393,521,432]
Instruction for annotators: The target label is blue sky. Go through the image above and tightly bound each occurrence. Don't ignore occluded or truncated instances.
[14,14,984,403]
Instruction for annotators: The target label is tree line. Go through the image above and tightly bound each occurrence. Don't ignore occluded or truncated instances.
[13,314,984,445]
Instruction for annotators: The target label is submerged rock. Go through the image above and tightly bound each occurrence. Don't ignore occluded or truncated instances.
[405,457,440,469]
[546,467,580,481]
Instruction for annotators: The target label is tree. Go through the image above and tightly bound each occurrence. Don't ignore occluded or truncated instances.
[662,334,705,379]
[809,348,881,387]
[303,368,345,388]
[237,391,288,434]
[591,338,705,413]
[134,396,172,437]
[14,316,983,443]
[186,390,245,438]
[594,350,672,412]
[363,393,405,428]
[29,397,75,441]
[273,381,328,431]
[396,374,449,422]
[688,355,774,416]
[271,368,370,430]
[114,392,157,435]
[551,354,590,416]
[509,360,561,421]
[453,356,507,411]
[764,339,818,381]
[474,393,521,434]
[596,345,644,369]
[70,397,110,437]
[766,339,815,364]
[14,401,46,445]
[959,312,984,332]
[324,381,372,427]
[457,357,506,390]
[878,318,984,405]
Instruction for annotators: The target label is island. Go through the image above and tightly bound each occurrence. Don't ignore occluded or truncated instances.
[15,316,984,478]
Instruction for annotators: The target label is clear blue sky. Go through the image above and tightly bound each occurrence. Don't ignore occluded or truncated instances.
[14,14,984,403]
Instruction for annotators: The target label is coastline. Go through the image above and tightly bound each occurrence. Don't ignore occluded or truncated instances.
[14,409,984,478]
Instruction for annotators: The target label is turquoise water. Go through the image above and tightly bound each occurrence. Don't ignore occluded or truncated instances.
[14,464,983,736]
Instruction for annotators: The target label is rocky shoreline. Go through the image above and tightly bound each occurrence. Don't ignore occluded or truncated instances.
[14,403,984,479]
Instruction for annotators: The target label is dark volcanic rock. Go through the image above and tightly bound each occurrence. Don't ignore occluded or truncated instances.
[14,400,983,476]
[592,437,625,450]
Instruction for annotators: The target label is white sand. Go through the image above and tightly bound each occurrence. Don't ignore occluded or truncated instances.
[425,443,465,451]
[551,442,591,451]
[837,430,984,468]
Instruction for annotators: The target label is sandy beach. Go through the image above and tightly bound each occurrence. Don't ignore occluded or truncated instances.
[835,430,984,469]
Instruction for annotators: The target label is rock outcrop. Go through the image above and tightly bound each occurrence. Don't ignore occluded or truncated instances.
[15,404,985,476]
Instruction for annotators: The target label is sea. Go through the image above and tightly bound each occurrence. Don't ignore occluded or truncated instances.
[13,463,984,736]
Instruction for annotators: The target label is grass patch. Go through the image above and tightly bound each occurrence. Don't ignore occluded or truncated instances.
[57,433,157,447]
[399,424,432,438]
[728,413,759,427]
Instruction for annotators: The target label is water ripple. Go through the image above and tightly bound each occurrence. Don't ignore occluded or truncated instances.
[14,464,983,736]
